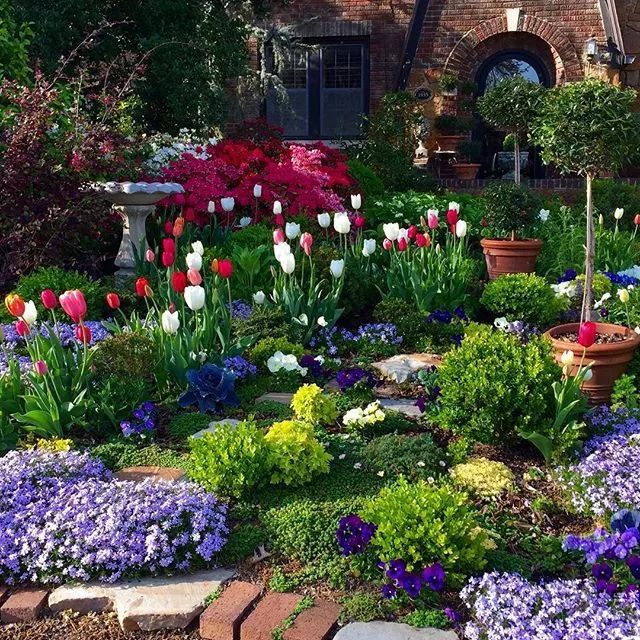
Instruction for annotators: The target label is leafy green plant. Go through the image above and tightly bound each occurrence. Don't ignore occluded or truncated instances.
[362,477,487,578]
[168,412,212,440]
[439,72,458,93]
[437,327,560,443]
[482,182,541,239]
[402,608,451,629]
[91,375,148,433]
[611,374,639,410]
[480,273,566,326]
[0,358,22,452]
[92,332,156,382]
[290,384,338,427]
[347,159,386,198]
[450,457,514,498]
[90,440,187,471]
[234,305,290,342]
[264,420,332,486]
[0,1,32,83]
[188,419,268,498]
[339,592,389,623]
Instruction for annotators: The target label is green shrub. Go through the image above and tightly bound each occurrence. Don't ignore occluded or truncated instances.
[265,420,332,486]
[92,332,156,382]
[362,477,487,578]
[482,182,541,239]
[480,273,565,326]
[347,159,386,198]
[188,419,268,499]
[248,337,304,369]
[290,384,338,427]
[373,297,426,348]
[90,440,187,471]
[402,608,451,629]
[484,549,533,579]
[252,400,293,420]
[91,375,149,434]
[589,178,640,232]
[361,433,446,481]
[234,305,290,342]
[340,258,381,318]
[437,327,560,443]
[168,412,212,440]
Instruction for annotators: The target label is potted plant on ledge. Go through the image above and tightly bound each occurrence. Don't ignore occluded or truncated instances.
[531,78,640,403]
[480,182,543,279]
[453,139,482,180]
[433,114,471,153]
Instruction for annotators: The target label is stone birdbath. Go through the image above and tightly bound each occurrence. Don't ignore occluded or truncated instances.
[93,181,184,282]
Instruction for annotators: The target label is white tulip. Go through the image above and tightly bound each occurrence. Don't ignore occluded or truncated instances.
[274,242,291,262]
[330,259,345,278]
[448,201,460,212]
[161,309,180,335]
[221,197,235,212]
[184,285,205,311]
[317,212,331,228]
[253,291,266,304]
[351,194,362,210]
[280,253,296,274]
[273,200,282,215]
[23,300,37,326]
[207,201,215,214]
[239,216,252,228]
[455,220,468,238]
[186,251,202,271]
[397,227,409,242]
[615,207,624,220]
[191,240,204,256]
[383,223,400,241]
[560,350,574,366]
[285,222,301,239]
[583,368,593,381]
[253,184,262,198]
[599,214,604,225]
[362,239,376,257]
[539,209,550,222]
[334,212,351,234]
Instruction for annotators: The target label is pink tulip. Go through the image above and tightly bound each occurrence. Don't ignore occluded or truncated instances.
[59,290,87,323]
[383,238,393,250]
[145,249,155,262]
[15,319,30,337]
[273,228,286,244]
[427,212,439,229]
[34,360,48,376]
[300,232,313,256]
[354,215,366,229]
[187,268,203,285]
[40,289,58,310]
[397,237,408,252]
[162,251,175,267]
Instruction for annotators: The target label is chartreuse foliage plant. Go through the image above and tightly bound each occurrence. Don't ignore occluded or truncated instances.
[437,327,560,443]
[188,419,268,499]
[450,457,515,498]
[480,273,566,326]
[362,477,488,579]
[290,384,338,427]
[264,420,332,486]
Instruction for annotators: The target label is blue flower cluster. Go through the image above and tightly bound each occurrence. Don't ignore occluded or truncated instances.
[557,268,578,283]
[120,402,156,440]
[299,354,326,380]
[223,356,257,380]
[228,300,253,321]
[309,323,402,356]
[426,307,467,324]
[500,320,541,344]
[336,514,376,555]
[603,271,640,287]
[1,321,110,348]
[0,349,31,376]
[0,450,228,584]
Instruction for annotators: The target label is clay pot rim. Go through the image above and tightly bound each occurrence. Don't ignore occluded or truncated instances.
[454,163,482,167]
[545,322,640,355]
[480,237,543,246]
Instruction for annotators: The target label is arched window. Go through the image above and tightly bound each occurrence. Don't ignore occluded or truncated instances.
[476,51,550,94]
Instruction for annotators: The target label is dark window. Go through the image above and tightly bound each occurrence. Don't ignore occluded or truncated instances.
[476,51,550,94]
[265,40,369,139]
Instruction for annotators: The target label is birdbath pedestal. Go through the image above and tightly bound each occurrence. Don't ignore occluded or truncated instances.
[93,181,184,283]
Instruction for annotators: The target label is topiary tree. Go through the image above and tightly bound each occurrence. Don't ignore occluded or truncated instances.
[530,79,639,321]
[477,76,546,184]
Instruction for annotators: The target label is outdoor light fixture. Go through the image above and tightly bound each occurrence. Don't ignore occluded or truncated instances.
[584,36,599,59]
[584,35,630,69]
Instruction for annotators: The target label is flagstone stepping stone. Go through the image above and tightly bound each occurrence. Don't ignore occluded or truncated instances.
[113,466,185,483]
[333,621,458,640]
[49,568,234,631]
[372,353,441,384]
[1,588,49,623]
[191,418,240,440]
[256,392,293,405]
[378,398,423,418]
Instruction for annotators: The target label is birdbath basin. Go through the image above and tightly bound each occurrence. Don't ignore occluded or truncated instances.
[93,181,184,282]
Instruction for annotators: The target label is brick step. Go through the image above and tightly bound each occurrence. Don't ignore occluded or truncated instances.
[0,588,49,624]
[200,581,263,640]
[283,599,342,640]
[241,592,302,640]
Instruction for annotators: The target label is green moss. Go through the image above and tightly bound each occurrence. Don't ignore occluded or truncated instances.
[168,412,212,440]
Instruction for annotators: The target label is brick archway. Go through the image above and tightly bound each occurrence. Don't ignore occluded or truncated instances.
[443,14,583,85]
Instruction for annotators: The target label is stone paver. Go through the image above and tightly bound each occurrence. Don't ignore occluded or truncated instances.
[334,621,458,640]
[378,398,423,418]
[241,592,301,640]
[256,392,294,405]
[200,581,263,640]
[191,418,240,440]
[283,599,341,640]
[1,588,49,623]
[113,466,185,482]
[49,568,234,631]
[372,353,441,384]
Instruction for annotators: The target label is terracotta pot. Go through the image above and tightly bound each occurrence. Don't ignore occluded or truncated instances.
[453,163,481,180]
[545,323,640,404]
[480,238,543,280]
[437,134,465,152]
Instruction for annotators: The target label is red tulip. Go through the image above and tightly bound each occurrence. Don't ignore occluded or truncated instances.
[15,319,30,336]
[164,220,173,234]
[40,289,58,310]
[162,251,175,267]
[354,215,366,229]
[446,208,459,226]
[184,207,195,222]
[407,225,417,239]
[383,238,392,250]
[75,324,92,343]
[397,237,408,252]
[187,268,202,285]
[300,232,313,256]
[106,293,120,310]
[34,360,48,376]
[273,228,286,244]
[59,290,87,323]
[578,321,597,348]
[135,277,150,298]
[162,237,175,254]
[218,259,233,279]
[416,233,429,248]
[4,294,25,318]
[171,271,187,294]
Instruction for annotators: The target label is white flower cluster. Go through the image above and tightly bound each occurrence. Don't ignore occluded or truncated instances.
[144,128,217,174]
[551,280,578,299]
[266,351,307,376]
[342,401,386,429]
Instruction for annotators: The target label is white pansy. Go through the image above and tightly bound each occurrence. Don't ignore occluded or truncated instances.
[594,292,612,309]
[383,223,400,241]
[494,317,509,330]
[330,259,345,278]
[186,252,203,271]
[538,209,550,222]
[161,310,180,335]
[317,316,328,327]
[342,401,386,428]
[552,280,578,299]
[266,351,306,376]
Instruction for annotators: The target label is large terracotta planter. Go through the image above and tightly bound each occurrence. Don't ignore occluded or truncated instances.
[545,323,640,404]
[480,238,543,280]
[437,134,465,152]
[453,163,481,180]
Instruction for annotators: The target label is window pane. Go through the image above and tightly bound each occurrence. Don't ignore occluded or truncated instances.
[484,58,541,91]
[280,50,308,89]
[323,45,362,89]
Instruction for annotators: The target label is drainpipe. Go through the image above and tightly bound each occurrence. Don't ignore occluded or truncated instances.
[395,0,433,91]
